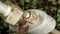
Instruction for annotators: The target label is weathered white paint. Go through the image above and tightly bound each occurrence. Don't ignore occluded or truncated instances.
[0,2,11,16]
[25,9,56,34]
[9,9,56,34]
[0,1,56,34]
[6,8,23,25]
[0,2,23,25]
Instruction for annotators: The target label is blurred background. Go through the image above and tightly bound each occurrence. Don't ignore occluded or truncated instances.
[0,0,58,34]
